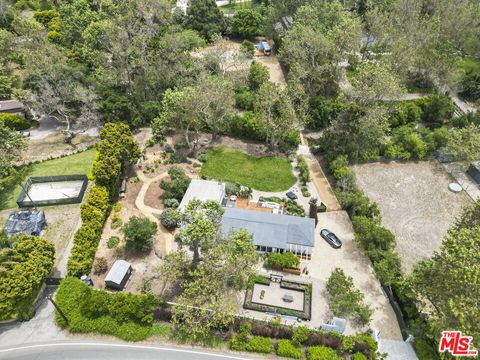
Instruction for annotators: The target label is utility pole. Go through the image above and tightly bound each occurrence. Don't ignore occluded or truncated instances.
[47,295,68,324]
[19,182,38,211]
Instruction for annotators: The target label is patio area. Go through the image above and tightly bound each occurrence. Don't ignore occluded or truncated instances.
[251,282,305,312]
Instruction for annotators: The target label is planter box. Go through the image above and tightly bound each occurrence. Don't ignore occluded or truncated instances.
[282,267,301,275]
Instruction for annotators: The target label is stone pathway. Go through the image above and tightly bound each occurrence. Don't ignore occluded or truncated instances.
[134,171,175,256]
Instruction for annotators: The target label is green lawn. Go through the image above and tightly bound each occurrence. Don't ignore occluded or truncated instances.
[0,148,96,210]
[219,0,252,11]
[201,147,296,192]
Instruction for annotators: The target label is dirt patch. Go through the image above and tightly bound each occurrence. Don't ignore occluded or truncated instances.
[22,133,98,163]
[144,180,165,210]
[352,160,472,272]
[256,54,287,86]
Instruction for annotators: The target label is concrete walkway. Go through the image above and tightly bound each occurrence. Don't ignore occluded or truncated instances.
[134,171,175,256]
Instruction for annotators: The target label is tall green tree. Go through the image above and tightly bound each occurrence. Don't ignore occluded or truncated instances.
[231,9,263,39]
[177,199,224,268]
[0,122,26,178]
[254,82,297,149]
[186,0,225,41]
[409,201,480,349]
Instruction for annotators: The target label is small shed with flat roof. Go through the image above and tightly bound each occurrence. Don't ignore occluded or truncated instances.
[179,179,225,212]
[105,260,132,290]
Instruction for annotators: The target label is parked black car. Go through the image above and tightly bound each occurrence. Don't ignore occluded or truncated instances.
[286,191,298,200]
[320,229,342,248]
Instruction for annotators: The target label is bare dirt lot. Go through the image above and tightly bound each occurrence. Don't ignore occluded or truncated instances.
[352,160,472,272]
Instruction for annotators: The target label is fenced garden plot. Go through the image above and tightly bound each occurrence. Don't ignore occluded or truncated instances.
[244,275,312,320]
[17,175,88,207]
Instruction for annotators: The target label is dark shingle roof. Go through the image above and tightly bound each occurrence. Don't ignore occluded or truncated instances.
[221,208,315,249]
[0,100,24,112]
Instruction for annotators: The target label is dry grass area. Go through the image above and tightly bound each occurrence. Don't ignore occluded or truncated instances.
[22,133,98,163]
[352,160,472,272]
[0,204,80,275]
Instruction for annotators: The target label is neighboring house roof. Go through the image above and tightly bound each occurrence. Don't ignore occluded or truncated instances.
[221,208,315,249]
[0,100,24,113]
[105,260,132,286]
[5,210,47,238]
[179,179,225,211]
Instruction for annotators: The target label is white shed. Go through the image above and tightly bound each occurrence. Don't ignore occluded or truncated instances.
[105,260,132,290]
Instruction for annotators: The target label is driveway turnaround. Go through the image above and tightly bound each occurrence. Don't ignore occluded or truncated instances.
[0,342,260,360]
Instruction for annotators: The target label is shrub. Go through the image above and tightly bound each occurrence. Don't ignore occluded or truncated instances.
[93,257,108,275]
[276,339,303,359]
[307,346,341,360]
[265,252,300,269]
[326,268,372,326]
[335,188,380,219]
[0,235,55,321]
[419,94,454,126]
[353,352,368,360]
[460,68,480,101]
[245,336,274,353]
[159,208,180,230]
[234,88,255,110]
[451,112,480,128]
[297,155,310,185]
[0,113,32,131]
[389,126,428,159]
[107,236,120,249]
[285,200,305,217]
[308,96,345,130]
[301,187,311,197]
[225,182,241,195]
[388,101,422,128]
[292,326,311,346]
[225,112,265,140]
[249,61,269,91]
[111,214,122,229]
[160,166,191,201]
[163,198,179,208]
[123,216,157,252]
[240,39,255,57]
[229,335,247,351]
[55,278,157,341]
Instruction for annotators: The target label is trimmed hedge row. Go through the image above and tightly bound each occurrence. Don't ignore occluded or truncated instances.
[55,277,157,341]
[67,185,109,277]
[229,319,378,359]
[67,123,140,277]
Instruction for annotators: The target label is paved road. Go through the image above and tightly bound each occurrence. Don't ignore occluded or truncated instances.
[0,342,258,360]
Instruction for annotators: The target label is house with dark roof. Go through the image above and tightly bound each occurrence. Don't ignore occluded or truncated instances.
[221,207,315,258]
[0,100,25,116]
